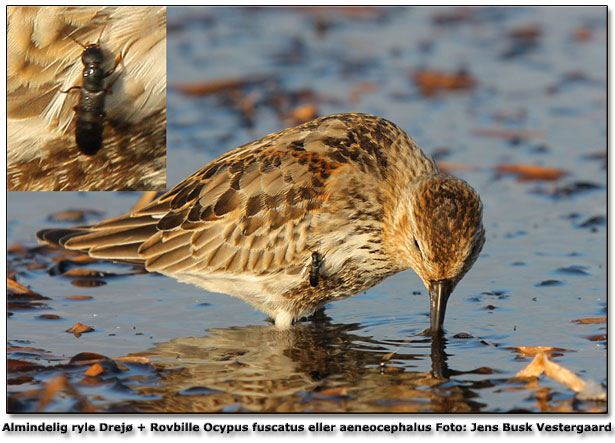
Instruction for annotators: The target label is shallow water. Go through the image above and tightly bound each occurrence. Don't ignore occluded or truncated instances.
[7,6,606,412]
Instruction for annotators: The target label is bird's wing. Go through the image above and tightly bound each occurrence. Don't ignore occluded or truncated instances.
[40,115,366,277]
[38,113,434,277]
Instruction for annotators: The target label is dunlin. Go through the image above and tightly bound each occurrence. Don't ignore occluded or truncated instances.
[37,113,485,332]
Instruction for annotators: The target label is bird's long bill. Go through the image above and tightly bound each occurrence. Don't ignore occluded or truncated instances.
[429,279,453,334]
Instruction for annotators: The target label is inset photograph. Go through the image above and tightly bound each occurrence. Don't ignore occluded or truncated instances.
[7,6,167,191]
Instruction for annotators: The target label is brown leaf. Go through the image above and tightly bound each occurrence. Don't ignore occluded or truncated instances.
[38,314,61,320]
[174,76,269,96]
[542,355,585,393]
[514,351,606,401]
[572,317,606,325]
[7,278,49,300]
[64,295,94,301]
[70,279,106,288]
[7,375,34,386]
[114,356,152,364]
[7,345,47,353]
[8,359,45,373]
[512,346,564,358]
[66,323,95,337]
[495,164,567,181]
[515,352,546,378]
[585,334,607,342]
[413,68,475,97]
[69,352,109,365]
[62,268,113,278]
[84,363,104,376]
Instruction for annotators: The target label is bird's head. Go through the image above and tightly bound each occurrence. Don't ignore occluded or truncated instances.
[386,174,485,334]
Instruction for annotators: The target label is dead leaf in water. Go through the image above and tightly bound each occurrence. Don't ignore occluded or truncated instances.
[585,334,606,342]
[84,363,104,376]
[572,317,606,325]
[413,68,475,96]
[70,279,106,288]
[114,356,152,364]
[7,278,49,300]
[515,351,606,401]
[7,345,48,353]
[69,352,109,365]
[8,359,45,373]
[66,323,94,337]
[64,295,93,301]
[542,357,585,393]
[515,352,547,378]
[174,75,270,96]
[511,346,567,358]
[38,314,61,320]
[62,268,115,278]
[495,164,567,181]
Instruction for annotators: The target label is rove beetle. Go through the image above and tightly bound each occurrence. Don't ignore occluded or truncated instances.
[62,31,122,156]
[309,252,323,287]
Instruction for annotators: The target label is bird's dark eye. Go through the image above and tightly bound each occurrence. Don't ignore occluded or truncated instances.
[414,238,421,252]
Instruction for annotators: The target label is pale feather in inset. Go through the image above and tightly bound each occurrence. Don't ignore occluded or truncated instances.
[7,6,166,191]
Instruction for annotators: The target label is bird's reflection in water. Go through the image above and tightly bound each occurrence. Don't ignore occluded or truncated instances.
[128,314,486,412]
